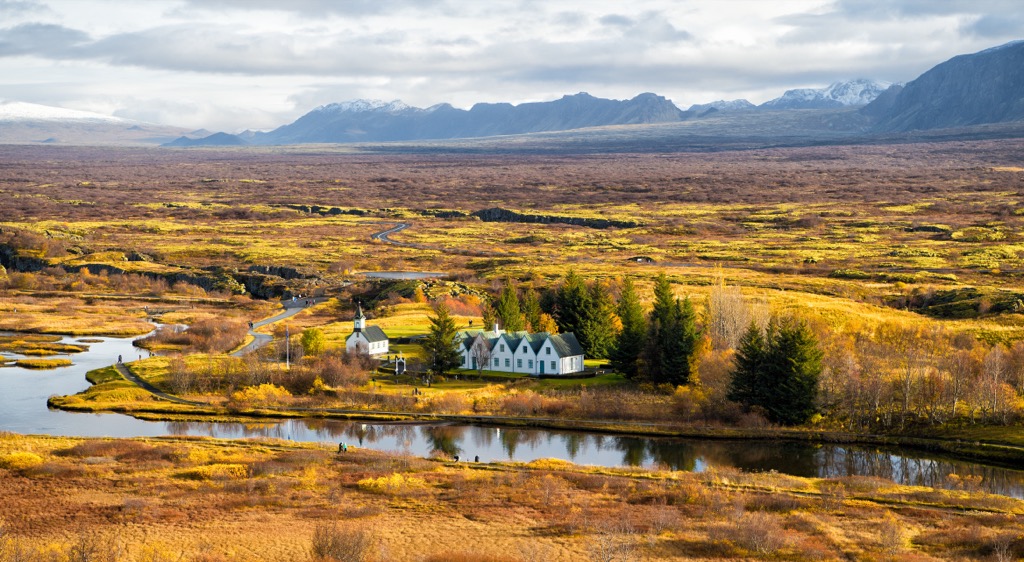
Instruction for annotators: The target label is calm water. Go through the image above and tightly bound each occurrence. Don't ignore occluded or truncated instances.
[357,271,446,279]
[2,333,1024,498]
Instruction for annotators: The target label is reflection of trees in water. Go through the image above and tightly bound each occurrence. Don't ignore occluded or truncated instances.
[608,437,698,471]
[162,419,1024,498]
[470,426,495,449]
[698,441,822,477]
[422,425,467,457]
[563,433,585,460]
[499,429,545,459]
[815,447,1024,496]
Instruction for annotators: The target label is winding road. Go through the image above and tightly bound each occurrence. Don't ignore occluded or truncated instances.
[230,298,324,357]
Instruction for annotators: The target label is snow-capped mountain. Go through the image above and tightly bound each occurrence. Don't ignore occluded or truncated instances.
[687,99,755,113]
[314,99,413,114]
[0,100,188,145]
[759,79,890,110]
[0,100,128,122]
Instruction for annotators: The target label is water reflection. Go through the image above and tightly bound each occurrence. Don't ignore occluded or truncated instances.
[2,331,1024,498]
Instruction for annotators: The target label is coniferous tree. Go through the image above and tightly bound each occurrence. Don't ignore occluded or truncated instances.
[644,274,700,386]
[610,278,646,379]
[728,317,823,426]
[727,322,768,407]
[555,269,590,337]
[581,280,617,358]
[665,297,699,385]
[645,274,676,383]
[424,302,463,377]
[521,287,543,332]
[494,278,525,332]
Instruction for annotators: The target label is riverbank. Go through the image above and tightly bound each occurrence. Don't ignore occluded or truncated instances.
[49,368,1024,470]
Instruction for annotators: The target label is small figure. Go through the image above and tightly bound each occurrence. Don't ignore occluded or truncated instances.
[338,442,344,453]
[474,455,479,463]
[453,455,459,462]
[117,354,122,363]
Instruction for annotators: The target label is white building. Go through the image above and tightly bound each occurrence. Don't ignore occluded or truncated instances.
[456,325,585,375]
[345,302,389,356]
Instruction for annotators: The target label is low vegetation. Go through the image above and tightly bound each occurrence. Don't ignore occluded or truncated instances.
[0,433,1021,561]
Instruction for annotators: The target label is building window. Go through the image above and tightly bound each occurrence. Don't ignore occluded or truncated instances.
[550,361,557,371]
[528,360,533,368]
[493,357,499,366]
[517,359,522,368]
[500,344,505,352]
[545,347,551,355]
[505,358,510,367]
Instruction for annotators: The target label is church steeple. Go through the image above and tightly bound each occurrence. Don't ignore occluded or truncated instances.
[354,300,366,332]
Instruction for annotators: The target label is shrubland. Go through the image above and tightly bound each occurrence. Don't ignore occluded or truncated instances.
[0,433,1022,561]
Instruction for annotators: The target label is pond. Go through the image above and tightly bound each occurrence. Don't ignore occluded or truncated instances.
[357,271,447,280]
[2,332,1024,498]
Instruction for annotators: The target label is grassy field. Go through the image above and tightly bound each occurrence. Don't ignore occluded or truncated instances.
[0,433,1022,561]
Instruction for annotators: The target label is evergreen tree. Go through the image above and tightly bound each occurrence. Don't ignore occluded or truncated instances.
[494,278,525,332]
[664,297,699,385]
[728,317,823,426]
[610,278,646,379]
[555,269,590,337]
[645,274,675,383]
[424,302,462,377]
[644,273,700,385]
[727,322,768,407]
[521,287,543,332]
[581,280,617,358]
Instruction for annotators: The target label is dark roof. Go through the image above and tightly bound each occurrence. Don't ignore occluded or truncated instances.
[550,332,585,357]
[361,325,388,343]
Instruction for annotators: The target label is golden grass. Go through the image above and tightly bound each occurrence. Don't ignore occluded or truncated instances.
[0,433,1020,561]
[14,358,72,369]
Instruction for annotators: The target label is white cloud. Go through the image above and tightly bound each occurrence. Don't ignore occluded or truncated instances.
[0,0,1015,131]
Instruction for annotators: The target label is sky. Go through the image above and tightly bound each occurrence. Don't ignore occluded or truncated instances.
[0,0,1020,132]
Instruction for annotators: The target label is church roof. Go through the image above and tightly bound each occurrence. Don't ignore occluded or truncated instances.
[354,301,366,320]
[361,325,388,343]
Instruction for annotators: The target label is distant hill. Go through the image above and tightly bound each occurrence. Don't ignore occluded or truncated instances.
[163,132,249,147]
[0,100,187,145]
[759,79,889,110]
[864,41,1024,131]
[687,99,755,115]
[250,92,690,144]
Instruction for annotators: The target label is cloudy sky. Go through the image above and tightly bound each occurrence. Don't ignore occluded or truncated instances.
[0,0,1019,131]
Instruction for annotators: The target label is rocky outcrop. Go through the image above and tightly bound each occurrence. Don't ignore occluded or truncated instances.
[470,207,641,229]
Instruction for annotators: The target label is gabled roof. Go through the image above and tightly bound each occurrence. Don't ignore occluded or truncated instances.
[550,332,585,357]
[361,325,388,343]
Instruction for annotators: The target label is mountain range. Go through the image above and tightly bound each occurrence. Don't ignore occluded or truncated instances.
[167,79,889,146]
[2,41,1022,148]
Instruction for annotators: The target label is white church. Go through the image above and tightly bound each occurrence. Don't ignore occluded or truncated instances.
[345,302,389,356]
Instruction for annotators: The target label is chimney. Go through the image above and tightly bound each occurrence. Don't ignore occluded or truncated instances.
[493,323,500,334]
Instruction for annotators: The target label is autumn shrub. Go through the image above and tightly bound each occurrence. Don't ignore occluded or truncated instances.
[427,392,470,414]
[178,463,249,481]
[0,452,44,472]
[721,511,789,556]
[230,384,291,406]
[357,473,427,495]
[309,523,376,562]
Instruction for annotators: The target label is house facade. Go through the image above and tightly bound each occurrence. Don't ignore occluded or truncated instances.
[345,302,389,356]
[456,325,584,375]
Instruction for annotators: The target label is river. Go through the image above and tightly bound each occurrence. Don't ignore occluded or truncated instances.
[2,332,1023,498]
